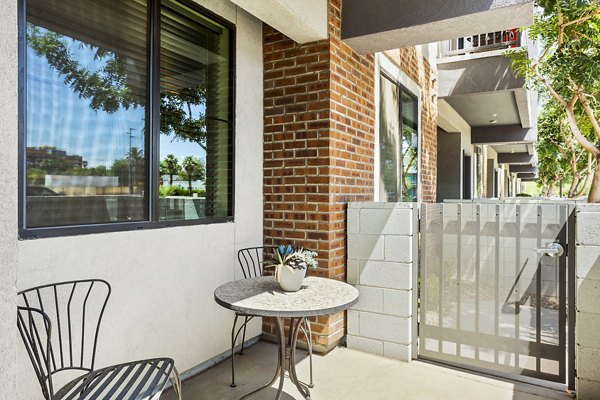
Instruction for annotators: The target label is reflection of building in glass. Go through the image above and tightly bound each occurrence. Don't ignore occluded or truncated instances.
[26,146,84,170]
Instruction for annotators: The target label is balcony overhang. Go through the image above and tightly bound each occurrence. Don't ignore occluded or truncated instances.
[341,0,534,54]
[497,153,536,165]
[510,165,537,174]
[231,0,328,43]
[438,57,535,130]
[519,175,537,181]
[472,125,536,145]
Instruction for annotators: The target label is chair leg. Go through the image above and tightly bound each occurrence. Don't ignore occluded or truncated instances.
[230,314,239,387]
[240,316,249,355]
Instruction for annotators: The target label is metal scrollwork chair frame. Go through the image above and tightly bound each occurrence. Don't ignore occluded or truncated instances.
[231,246,314,388]
[17,279,174,400]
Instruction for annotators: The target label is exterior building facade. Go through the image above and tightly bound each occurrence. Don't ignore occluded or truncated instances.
[0,0,548,399]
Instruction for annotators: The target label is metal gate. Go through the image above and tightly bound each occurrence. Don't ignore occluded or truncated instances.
[418,201,575,387]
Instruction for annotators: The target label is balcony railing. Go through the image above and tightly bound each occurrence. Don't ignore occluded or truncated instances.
[439,29,521,58]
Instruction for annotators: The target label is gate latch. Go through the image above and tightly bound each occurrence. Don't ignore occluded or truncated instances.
[536,243,565,258]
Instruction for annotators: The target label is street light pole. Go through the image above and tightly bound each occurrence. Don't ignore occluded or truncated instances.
[125,128,135,194]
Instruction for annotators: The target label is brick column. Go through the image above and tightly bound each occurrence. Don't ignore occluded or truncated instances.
[263,0,375,352]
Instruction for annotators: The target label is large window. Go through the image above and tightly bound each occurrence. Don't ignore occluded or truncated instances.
[379,74,419,202]
[20,0,233,237]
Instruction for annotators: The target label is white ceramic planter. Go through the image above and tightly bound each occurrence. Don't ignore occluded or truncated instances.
[275,264,307,292]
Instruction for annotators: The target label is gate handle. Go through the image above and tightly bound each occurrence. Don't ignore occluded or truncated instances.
[536,243,564,258]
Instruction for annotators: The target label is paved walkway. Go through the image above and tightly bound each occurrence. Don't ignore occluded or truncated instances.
[163,341,573,400]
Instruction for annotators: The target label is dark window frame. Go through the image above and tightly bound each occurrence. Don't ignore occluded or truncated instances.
[17,0,236,239]
[379,71,420,203]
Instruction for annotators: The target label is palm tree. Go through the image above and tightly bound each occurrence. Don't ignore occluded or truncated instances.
[179,156,205,196]
[126,147,144,193]
[160,154,181,186]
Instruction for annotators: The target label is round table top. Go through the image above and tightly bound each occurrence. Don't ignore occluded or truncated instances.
[214,276,359,318]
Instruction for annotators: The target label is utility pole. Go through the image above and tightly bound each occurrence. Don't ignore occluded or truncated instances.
[125,128,135,194]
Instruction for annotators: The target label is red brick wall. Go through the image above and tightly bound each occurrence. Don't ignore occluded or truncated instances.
[263,0,437,351]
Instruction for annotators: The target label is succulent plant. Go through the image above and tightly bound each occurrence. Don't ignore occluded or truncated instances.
[265,245,319,270]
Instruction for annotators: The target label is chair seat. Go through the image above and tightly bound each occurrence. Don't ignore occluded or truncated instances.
[54,358,174,400]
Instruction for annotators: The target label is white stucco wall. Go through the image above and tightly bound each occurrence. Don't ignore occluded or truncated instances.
[0,0,19,398]
[12,2,264,399]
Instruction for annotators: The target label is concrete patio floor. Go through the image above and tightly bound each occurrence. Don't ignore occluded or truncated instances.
[163,341,574,400]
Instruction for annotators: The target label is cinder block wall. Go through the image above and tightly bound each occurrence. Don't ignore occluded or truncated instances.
[575,204,600,398]
[346,202,417,361]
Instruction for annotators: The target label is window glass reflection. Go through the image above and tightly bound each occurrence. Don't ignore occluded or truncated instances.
[159,0,232,221]
[25,0,148,228]
[378,76,419,203]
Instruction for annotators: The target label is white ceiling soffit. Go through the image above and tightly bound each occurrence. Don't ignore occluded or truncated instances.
[231,0,328,43]
[342,0,534,54]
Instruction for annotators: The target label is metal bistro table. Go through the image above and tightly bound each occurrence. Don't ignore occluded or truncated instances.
[214,276,359,400]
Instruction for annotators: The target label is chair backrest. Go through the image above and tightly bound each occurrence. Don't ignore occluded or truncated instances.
[237,246,276,279]
[17,279,111,400]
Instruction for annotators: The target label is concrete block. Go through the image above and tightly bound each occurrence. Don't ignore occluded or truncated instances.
[577,345,600,383]
[577,312,600,349]
[577,210,600,246]
[577,204,600,213]
[383,289,412,317]
[347,259,360,284]
[359,207,414,236]
[347,310,359,336]
[383,342,411,362]
[360,260,412,290]
[577,277,600,315]
[384,235,413,263]
[347,207,360,234]
[348,234,384,261]
[576,377,600,400]
[359,313,411,344]
[576,246,600,281]
[354,286,383,313]
[349,202,386,209]
[346,335,383,356]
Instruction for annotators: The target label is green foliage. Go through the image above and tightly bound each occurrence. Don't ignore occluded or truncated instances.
[159,185,205,197]
[160,154,181,186]
[508,0,600,201]
[536,96,596,196]
[179,156,205,196]
[509,1,600,100]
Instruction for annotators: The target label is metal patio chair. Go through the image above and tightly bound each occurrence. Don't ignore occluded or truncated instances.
[230,246,314,388]
[17,279,175,400]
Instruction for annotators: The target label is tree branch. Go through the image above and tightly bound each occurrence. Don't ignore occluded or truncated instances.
[576,90,600,141]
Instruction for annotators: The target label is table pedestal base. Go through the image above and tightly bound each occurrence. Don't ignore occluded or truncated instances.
[240,317,312,400]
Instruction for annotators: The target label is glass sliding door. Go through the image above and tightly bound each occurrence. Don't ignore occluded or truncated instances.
[378,74,420,202]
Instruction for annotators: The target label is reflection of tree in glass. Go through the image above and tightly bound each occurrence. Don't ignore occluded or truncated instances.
[161,87,207,151]
[27,24,208,150]
[380,119,398,201]
[401,126,417,199]
[180,156,205,196]
[160,154,181,186]
[27,25,140,112]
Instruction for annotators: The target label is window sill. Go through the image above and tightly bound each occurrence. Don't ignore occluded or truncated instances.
[18,217,235,240]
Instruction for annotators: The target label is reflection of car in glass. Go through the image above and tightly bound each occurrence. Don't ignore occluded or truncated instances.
[27,185,59,196]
